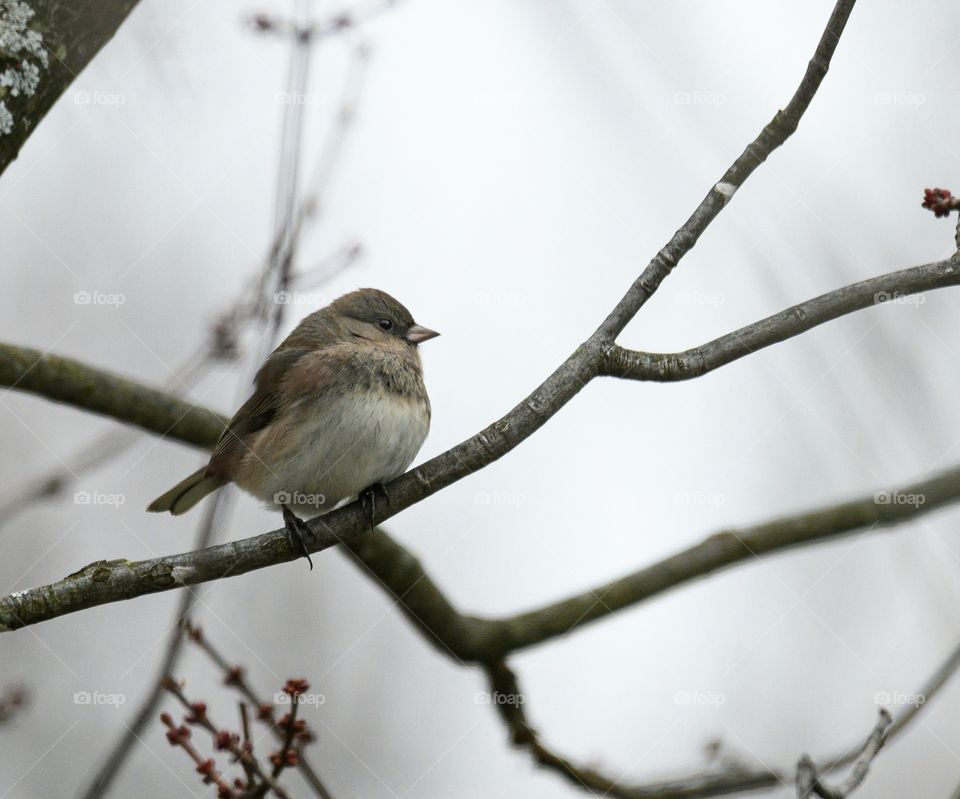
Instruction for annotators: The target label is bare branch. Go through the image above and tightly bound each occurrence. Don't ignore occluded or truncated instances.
[593,0,857,341]
[480,630,960,799]
[484,659,780,799]
[346,459,960,660]
[600,258,960,382]
[853,637,960,759]
[0,342,227,449]
[796,711,892,799]
[3,254,958,633]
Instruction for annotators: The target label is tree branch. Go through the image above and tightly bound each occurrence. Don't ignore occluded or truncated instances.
[483,658,779,799]
[482,644,956,799]
[346,459,960,661]
[0,342,226,449]
[0,0,141,177]
[796,711,892,799]
[2,253,958,633]
[592,0,857,342]
[599,258,960,381]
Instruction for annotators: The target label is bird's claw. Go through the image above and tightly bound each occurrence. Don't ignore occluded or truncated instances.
[281,504,314,570]
[359,482,389,530]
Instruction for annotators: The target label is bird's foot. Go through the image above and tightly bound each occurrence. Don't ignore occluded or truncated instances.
[281,504,314,571]
[359,482,390,530]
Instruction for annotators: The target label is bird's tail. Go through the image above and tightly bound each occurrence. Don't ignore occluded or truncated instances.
[146,468,224,515]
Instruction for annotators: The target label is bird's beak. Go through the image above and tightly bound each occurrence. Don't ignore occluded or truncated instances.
[405,324,440,344]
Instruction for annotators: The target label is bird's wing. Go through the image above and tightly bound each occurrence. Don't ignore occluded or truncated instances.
[207,347,308,477]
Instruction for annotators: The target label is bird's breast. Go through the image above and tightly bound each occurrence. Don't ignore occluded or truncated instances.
[238,386,430,515]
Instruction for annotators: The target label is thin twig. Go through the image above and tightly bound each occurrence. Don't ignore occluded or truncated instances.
[162,678,292,799]
[160,712,236,797]
[238,702,258,789]
[796,711,892,798]
[185,622,333,799]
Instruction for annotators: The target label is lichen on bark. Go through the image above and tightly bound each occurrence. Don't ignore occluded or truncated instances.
[0,0,48,134]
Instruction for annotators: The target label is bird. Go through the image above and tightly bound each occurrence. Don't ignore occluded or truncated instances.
[147,288,438,567]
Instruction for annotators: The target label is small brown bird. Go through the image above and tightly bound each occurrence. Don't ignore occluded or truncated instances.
[147,288,438,566]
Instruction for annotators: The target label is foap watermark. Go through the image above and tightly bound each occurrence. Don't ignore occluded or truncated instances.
[274,491,326,510]
[873,290,925,307]
[275,91,321,106]
[474,491,525,507]
[674,691,725,707]
[74,90,126,107]
[673,491,726,507]
[873,91,925,108]
[474,691,525,706]
[674,290,726,308]
[874,490,925,508]
[274,690,326,706]
[474,290,526,307]
[674,91,726,107]
[274,290,321,306]
[874,690,925,707]
[74,290,125,307]
[74,490,126,508]
[74,690,126,707]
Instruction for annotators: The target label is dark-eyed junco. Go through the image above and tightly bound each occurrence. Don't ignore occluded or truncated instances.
[147,288,438,566]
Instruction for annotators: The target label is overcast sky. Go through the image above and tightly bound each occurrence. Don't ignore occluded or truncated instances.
[2,1,960,797]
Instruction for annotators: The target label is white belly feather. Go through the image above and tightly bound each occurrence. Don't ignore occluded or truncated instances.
[241,389,429,517]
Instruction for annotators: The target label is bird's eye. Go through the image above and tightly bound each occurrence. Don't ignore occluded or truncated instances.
[378,319,393,331]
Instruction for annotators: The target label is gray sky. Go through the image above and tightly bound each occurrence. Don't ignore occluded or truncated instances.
[1,1,960,797]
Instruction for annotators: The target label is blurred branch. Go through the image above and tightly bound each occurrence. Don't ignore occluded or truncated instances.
[249,0,399,41]
[0,341,226,448]
[0,685,27,727]
[796,711,892,799]
[0,0,140,178]
[0,352,209,530]
[289,43,371,240]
